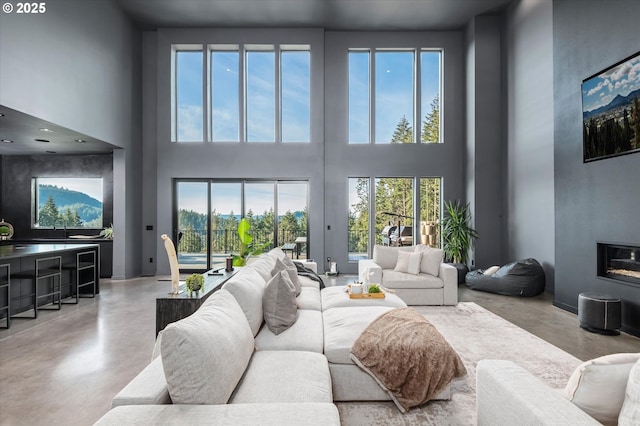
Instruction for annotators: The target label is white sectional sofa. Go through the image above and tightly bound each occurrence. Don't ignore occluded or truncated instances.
[359,245,458,305]
[97,247,454,424]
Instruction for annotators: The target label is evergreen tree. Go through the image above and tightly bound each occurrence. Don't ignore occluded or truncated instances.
[422,95,440,143]
[390,115,413,144]
[38,195,59,227]
[632,97,640,150]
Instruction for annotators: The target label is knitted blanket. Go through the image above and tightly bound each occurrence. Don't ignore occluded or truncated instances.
[350,307,467,413]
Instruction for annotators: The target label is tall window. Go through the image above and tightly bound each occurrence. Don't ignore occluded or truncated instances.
[348,178,369,261]
[175,50,204,142]
[375,178,414,245]
[211,50,240,142]
[176,182,208,270]
[348,49,442,144]
[419,177,441,247]
[32,178,103,229]
[174,44,311,143]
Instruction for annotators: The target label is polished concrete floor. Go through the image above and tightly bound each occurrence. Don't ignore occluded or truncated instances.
[0,275,639,425]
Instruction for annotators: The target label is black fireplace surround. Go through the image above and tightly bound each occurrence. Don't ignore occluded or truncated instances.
[597,242,640,286]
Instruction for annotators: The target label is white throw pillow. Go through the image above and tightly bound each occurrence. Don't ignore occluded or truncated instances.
[564,353,640,425]
[373,245,400,269]
[272,257,301,296]
[394,250,422,275]
[619,359,640,425]
[483,265,500,276]
[160,289,255,405]
[415,244,444,276]
[263,270,298,335]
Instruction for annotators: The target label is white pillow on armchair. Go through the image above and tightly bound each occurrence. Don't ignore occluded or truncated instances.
[415,245,444,276]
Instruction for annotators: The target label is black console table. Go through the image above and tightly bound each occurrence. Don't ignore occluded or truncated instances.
[155,268,238,336]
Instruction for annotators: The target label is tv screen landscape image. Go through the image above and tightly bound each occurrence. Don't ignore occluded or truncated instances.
[581,51,640,162]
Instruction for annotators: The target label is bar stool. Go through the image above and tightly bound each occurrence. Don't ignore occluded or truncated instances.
[62,250,96,304]
[0,263,9,329]
[10,256,62,318]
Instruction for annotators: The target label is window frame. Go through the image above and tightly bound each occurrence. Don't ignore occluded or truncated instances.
[347,47,443,145]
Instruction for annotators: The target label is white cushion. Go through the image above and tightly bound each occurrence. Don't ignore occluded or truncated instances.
[263,270,298,335]
[255,309,324,353]
[297,286,321,310]
[269,247,287,259]
[222,267,265,336]
[382,270,444,289]
[229,351,333,404]
[394,250,422,275]
[619,359,640,425]
[160,289,254,405]
[415,244,444,276]
[483,265,500,276]
[564,353,640,425]
[272,257,301,296]
[247,256,275,282]
[372,245,414,269]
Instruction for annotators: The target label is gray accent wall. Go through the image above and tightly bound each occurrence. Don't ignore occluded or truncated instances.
[465,16,504,269]
[553,0,640,335]
[503,0,555,290]
[0,0,142,279]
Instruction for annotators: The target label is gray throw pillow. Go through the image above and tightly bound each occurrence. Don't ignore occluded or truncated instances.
[271,257,301,296]
[263,270,298,335]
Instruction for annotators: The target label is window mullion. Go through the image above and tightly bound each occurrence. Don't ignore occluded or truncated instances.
[370,50,375,145]
[415,49,421,144]
[200,45,207,143]
[275,45,281,143]
[240,45,246,143]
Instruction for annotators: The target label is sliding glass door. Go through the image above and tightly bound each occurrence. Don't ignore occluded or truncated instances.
[174,179,309,272]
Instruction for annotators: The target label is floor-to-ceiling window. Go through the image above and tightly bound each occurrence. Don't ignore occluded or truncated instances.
[174,179,309,271]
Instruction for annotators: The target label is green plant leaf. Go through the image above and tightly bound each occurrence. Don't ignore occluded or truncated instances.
[237,218,253,245]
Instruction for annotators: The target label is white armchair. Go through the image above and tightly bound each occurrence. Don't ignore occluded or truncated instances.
[358,245,457,306]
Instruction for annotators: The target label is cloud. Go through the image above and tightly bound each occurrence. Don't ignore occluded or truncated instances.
[177,105,203,141]
[587,78,613,96]
[603,62,632,81]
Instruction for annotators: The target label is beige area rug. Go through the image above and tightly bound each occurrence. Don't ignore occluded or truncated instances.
[336,302,582,425]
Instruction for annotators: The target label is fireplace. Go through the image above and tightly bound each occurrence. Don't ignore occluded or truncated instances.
[597,242,640,286]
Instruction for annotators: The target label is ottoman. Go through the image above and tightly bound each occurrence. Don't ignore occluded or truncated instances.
[578,292,622,335]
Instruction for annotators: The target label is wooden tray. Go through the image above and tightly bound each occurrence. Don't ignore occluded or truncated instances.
[349,291,385,299]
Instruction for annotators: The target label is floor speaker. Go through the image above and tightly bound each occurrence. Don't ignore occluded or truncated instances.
[578,292,622,335]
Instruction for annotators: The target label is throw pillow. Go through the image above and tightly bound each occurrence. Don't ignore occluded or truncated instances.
[619,359,640,425]
[564,352,640,425]
[271,257,301,296]
[160,289,254,405]
[394,250,422,275]
[483,265,500,276]
[263,270,298,335]
[415,244,444,276]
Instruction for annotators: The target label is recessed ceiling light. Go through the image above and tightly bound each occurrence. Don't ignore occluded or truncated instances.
[45,150,56,154]
[0,113,4,117]
[35,138,50,143]
[39,128,53,133]
[75,139,86,143]
[1,139,13,143]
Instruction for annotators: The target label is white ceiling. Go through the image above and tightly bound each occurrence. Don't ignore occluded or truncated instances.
[1,0,512,156]
[117,0,512,30]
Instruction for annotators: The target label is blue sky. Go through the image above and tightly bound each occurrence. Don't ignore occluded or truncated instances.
[582,54,640,113]
[178,181,307,216]
[349,50,441,143]
[38,177,103,202]
[177,48,440,143]
[177,49,310,142]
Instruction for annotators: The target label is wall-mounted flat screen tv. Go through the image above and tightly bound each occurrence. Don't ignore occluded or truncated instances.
[582,51,640,162]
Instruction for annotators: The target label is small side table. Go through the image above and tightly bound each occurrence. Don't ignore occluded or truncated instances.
[578,292,621,335]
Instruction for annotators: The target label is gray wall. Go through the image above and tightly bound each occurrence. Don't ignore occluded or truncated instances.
[553,0,640,334]
[0,0,142,279]
[503,0,555,290]
[465,16,504,269]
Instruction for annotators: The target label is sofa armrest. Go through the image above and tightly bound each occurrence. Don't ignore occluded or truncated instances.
[111,357,171,408]
[358,259,382,284]
[440,263,458,305]
[477,360,601,426]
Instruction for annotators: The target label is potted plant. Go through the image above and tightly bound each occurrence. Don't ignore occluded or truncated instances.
[441,200,479,283]
[100,224,113,239]
[232,218,270,266]
[185,273,204,296]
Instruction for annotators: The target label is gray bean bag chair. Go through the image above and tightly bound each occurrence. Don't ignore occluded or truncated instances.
[465,258,545,297]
